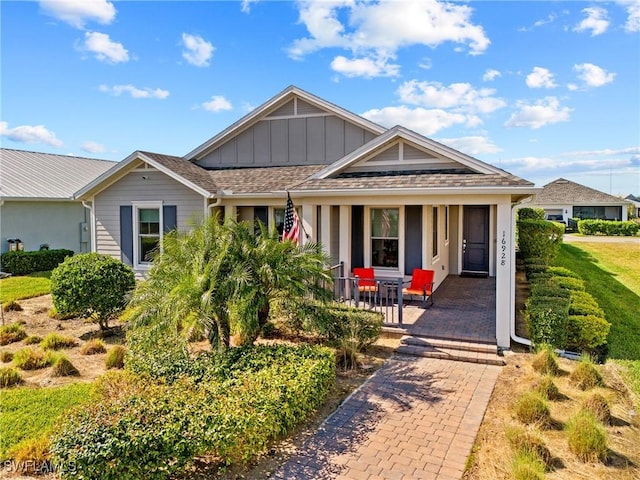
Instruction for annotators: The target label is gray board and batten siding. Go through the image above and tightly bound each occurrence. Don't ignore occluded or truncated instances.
[194,98,377,169]
[94,169,204,261]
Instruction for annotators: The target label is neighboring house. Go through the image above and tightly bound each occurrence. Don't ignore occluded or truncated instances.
[0,149,114,254]
[531,178,628,223]
[75,85,539,348]
[625,194,640,218]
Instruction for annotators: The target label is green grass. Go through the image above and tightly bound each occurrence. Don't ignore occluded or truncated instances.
[0,271,51,305]
[0,383,95,459]
[554,243,640,360]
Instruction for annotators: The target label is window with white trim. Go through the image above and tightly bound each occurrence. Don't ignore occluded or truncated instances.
[134,204,162,267]
[371,208,399,268]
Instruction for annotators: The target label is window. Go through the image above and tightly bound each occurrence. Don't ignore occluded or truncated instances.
[573,206,605,220]
[445,206,449,242]
[432,206,438,258]
[371,208,399,268]
[274,208,285,239]
[137,207,160,265]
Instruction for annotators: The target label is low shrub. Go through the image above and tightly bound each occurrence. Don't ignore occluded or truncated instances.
[7,437,52,475]
[505,425,552,467]
[514,392,551,427]
[569,357,603,390]
[0,350,14,363]
[517,208,545,221]
[532,375,562,400]
[24,335,43,345]
[80,338,107,355]
[529,278,570,299]
[525,298,569,349]
[50,253,135,330]
[0,366,23,387]
[577,219,639,236]
[553,276,585,292]
[523,257,548,279]
[3,300,23,312]
[0,323,27,346]
[13,348,54,370]
[566,315,611,353]
[547,266,580,278]
[531,346,560,376]
[517,219,564,265]
[51,355,80,377]
[582,393,611,425]
[51,345,336,479]
[566,411,608,462]
[569,290,605,318]
[125,325,190,381]
[0,249,73,276]
[511,451,546,480]
[40,333,78,350]
[105,345,126,369]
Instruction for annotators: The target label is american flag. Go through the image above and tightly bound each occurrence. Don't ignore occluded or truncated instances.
[283,194,300,244]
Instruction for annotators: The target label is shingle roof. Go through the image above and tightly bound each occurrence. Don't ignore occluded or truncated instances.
[0,148,115,199]
[534,178,625,204]
[139,151,220,194]
[294,171,533,191]
[208,165,325,194]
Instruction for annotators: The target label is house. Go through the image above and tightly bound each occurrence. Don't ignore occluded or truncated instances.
[75,85,539,348]
[0,149,114,254]
[625,194,640,218]
[531,178,628,223]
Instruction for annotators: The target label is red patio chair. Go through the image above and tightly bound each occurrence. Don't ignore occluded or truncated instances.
[352,267,378,293]
[402,268,435,308]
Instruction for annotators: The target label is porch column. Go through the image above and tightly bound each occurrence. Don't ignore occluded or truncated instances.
[320,205,332,258]
[225,205,237,222]
[301,203,315,245]
[339,205,351,276]
[495,202,512,349]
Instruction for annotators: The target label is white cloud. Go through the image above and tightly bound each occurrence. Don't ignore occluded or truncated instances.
[80,31,129,63]
[39,0,116,29]
[330,55,400,78]
[567,83,579,91]
[559,147,640,158]
[397,80,506,114]
[573,63,616,87]
[181,33,214,67]
[98,84,169,99]
[616,0,640,32]
[81,141,106,153]
[241,0,259,13]
[518,12,564,31]
[526,67,557,89]
[482,69,501,82]
[288,0,489,78]
[0,121,63,147]
[418,57,432,70]
[361,105,468,136]
[574,6,610,36]
[437,135,503,155]
[504,97,571,129]
[202,96,232,112]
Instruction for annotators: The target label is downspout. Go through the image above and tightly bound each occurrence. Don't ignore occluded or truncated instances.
[510,197,532,347]
[207,192,223,215]
[81,200,95,253]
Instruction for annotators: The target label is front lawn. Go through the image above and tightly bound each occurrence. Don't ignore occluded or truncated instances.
[0,382,95,459]
[0,271,52,305]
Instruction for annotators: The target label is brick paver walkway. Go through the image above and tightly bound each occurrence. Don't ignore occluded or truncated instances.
[271,355,501,480]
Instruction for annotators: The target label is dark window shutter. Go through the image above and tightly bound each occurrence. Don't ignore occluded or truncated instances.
[351,205,364,269]
[405,205,423,273]
[120,206,133,266]
[163,205,177,232]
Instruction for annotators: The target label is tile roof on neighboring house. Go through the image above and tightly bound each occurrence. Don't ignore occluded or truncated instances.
[0,148,115,200]
[534,178,625,204]
[208,165,324,194]
[294,172,533,192]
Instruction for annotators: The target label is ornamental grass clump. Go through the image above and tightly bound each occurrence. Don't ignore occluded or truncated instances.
[505,425,552,468]
[511,450,545,480]
[40,332,78,350]
[80,338,106,355]
[0,366,23,387]
[581,392,611,425]
[12,347,53,370]
[514,392,551,427]
[531,345,560,376]
[51,355,80,377]
[570,356,603,391]
[566,410,608,462]
[105,345,125,369]
[0,350,14,363]
[532,375,562,401]
[24,335,43,345]
[2,300,23,312]
[7,437,52,475]
[0,323,27,346]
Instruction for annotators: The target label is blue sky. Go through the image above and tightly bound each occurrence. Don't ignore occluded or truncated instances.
[1,0,639,195]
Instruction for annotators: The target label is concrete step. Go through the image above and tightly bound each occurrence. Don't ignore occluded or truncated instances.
[396,336,505,366]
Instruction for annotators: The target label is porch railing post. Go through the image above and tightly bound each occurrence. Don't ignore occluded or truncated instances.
[396,277,403,325]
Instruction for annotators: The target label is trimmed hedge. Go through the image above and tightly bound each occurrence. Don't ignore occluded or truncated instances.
[0,250,73,276]
[518,208,545,221]
[51,345,336,479]
[567,315,611,352]
[578,219,639,236]
[517,220,564,265]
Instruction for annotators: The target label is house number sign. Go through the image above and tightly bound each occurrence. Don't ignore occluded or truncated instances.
[500,231,507,266]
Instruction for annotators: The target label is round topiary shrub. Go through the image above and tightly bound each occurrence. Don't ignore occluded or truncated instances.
[51,253,135,330]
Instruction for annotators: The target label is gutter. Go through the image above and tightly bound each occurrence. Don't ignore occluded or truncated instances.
[510,196,533,347]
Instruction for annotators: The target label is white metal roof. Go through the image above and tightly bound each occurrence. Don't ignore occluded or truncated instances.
[0,148,115,200]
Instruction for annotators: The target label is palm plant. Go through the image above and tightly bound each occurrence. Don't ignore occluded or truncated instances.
[127,215,333,350]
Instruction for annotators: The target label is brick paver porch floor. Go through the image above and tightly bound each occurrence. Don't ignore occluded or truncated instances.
[271,355,501,480]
